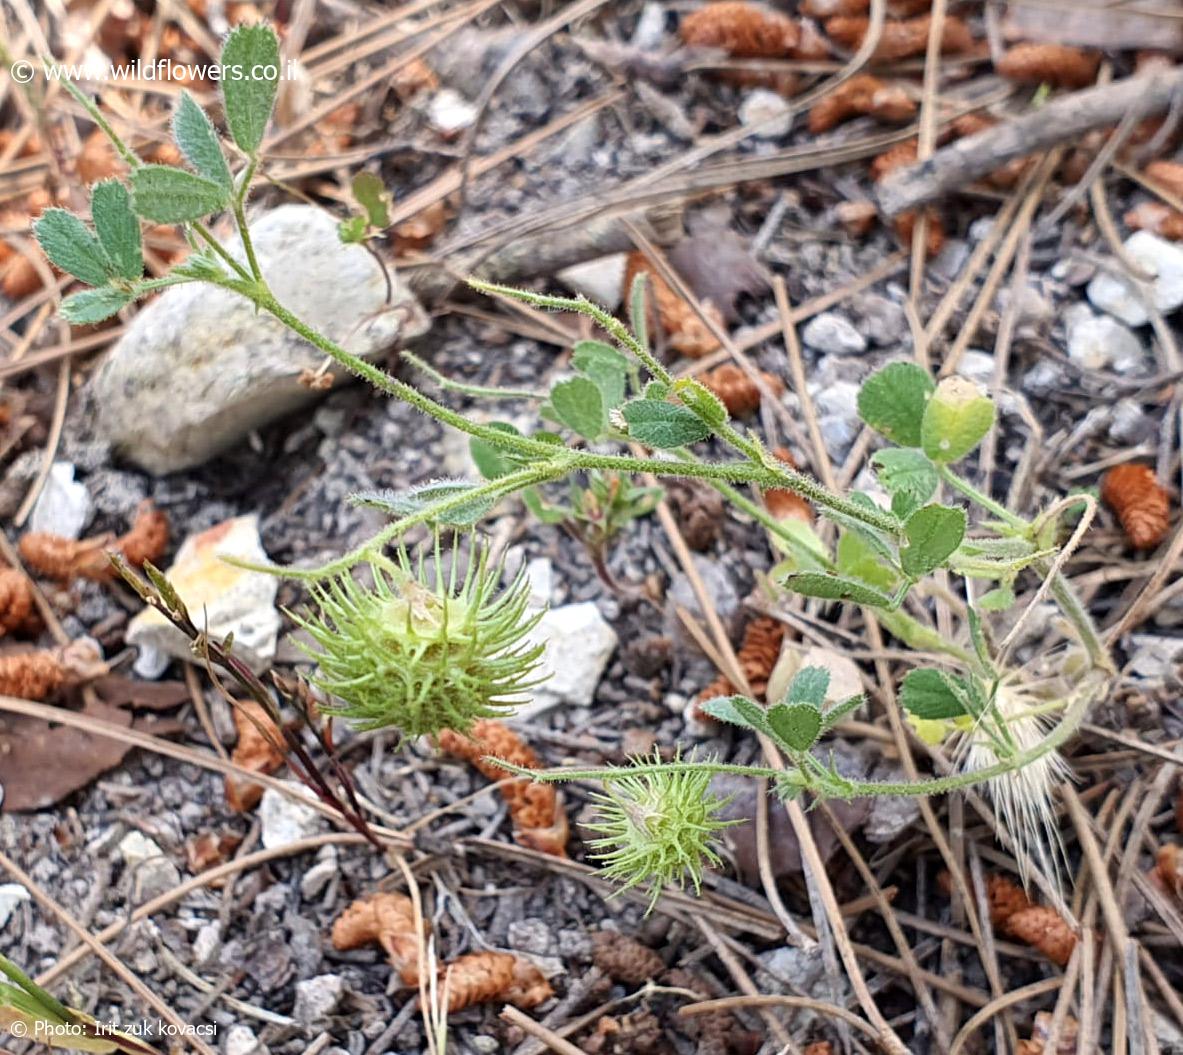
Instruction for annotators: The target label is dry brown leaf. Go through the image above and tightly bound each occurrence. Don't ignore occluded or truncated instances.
[1101,463,1170,550]
[437,720,569,857]
[995,43,1100,89]
[224,700,286,813]
[184,831,243,873]
[824,14,974,61]
[1015,1012,1078,1055]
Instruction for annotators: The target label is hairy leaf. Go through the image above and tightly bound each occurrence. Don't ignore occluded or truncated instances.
[572,340,629,410]
[782,572,896,608]
[469,423,523,481]
[220,24,280,154]
[698,694,773,736]
[130,165,228,223]
[89,180,142,282]
[172,91,232,192]
[621,399,711,448]
[978,585,1015,611]
[60,286,135,324]
[871,447,938,520]
[899,668,971,720]
[901,504,966,578]
[673,378,729,430]
[785,666,830,709]
[836,530,898,591]
[767,702,822,752]
[351,172,390,228]
[858,361,934,447]
[33,208,110,286]
[349,481,492,526]
[921,377,995,464]
[551,377,607,440]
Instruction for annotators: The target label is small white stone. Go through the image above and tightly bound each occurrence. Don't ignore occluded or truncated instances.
[1126,635,1183,679]
[556,254,628,311]
[523,556,553,611]
[299,858,338,901]
[126,515,281,674]
[630,1,667,49]
[801,312,867,355]
[118,831,181,900]
[958,350,995,386]
[1087,231,1183,326]
[29,462,91,539]
[293,974,345,1026]
[225,1024,268,1055]
[0,883,30,928]
[739,89,792,138]
[513,602,617,719]
[428,88,478,136]
[193,922,221,968]
[1065,305,1145,371]
[259,783,325,850]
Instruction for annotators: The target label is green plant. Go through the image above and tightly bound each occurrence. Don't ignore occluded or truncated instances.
[37,24,1112,899]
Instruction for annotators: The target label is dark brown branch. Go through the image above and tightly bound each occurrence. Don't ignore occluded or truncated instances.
[876,68,1183,216]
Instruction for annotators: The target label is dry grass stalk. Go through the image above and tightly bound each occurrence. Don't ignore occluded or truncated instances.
[436,719,569,857]
[1101,463,1170,550]
[995,43,1101,90]
[623,252,724,359]
[808,74,916,134]
[701,363,784,415]
[951,114,1033,188]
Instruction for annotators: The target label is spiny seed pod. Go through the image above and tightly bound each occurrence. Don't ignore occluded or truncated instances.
[224,700,287,813]
[1125,202,1183,241]
[292,542,545,739]
[585,751,734,909]
[824,14,974,62]
[679,2,801,58]
[763,447,814,525]
[1101,464,1170,550]
[117,501,170,568]
[995,43,1100,89]
[18,532,114,582]
[590,930,665,985]
[0,568,35,637]
[700,363,784,416]
[808,74,916,134]
[437,719,570,857]
[623,253,724,359]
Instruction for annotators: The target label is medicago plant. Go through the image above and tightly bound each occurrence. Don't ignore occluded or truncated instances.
[35,24,1113,901]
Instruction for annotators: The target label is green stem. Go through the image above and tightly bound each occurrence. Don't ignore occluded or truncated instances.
[63,80,140,169]
[401,351,546,401]
[940,465,1026,529]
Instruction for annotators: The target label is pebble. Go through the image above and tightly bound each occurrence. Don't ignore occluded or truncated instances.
[118,831,182,902]
[1126,635,1183,679]
[514,602,618,719]
[293,974,345,1027]
[224,1025,268,1055]
[1064,303,1145,372]
[931,238,969,281]
[427,88,478,136]
[92,205,427,474]
[29,462,92,539]
[508,917,553,956]
[739,89,792,138]
[1021,359,1067,397]
[556,254,628,311]
[300,857,338,901]
[125,515,281,675]
[801,311,867,355]
[957,350,995,387]
[193,922,222,968]
[663,555,742,654]
[259,783,326,850]
[849,293,906,347]
[1109,399,1154,444]
[1086,231,1183,326]
[0,883,30,928]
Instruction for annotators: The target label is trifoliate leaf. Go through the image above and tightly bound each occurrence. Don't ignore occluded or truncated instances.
[921,376,995,463]
[621,399,711,448]
[220,24,280,154]
[172,91,232,192]
[59,286,135,324]
[836,530,898,591]
[871,447,938,520]
[130,165,229,223]
[551,377,607,440]
[767,702,822,752]
[572,340,629,409]
[782,572,896,608]
[33,208,110,286]
[899,668,969,720]
[338,214,367,244]
[900,504,966,578]
[857,361,934,446]
[351,171,390,229]
[89,180,142,282]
